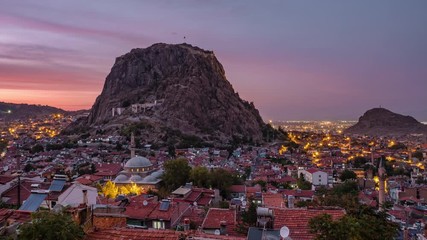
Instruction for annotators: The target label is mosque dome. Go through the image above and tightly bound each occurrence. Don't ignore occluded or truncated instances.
[124,156,153,168]
[129,175,143,182]
[114,174,129,182]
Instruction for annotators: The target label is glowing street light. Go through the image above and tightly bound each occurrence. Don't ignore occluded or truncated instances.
[7,110,11,114]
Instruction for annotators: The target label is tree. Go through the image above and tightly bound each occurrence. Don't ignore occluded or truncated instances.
[297,174,312,190]
[311,181,399,240]
[309,211,398,240]
[238,196,258,233]
[101,180,119,199]
[209,168,241,198]
[161,158,191,192]
[19,211,84,240]
[339,169,357,182]
[189,166,210,188]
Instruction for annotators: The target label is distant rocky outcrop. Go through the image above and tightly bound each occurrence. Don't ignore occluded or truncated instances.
[344,108,427,136]
[0,102,65,120]
[66,43,274,146]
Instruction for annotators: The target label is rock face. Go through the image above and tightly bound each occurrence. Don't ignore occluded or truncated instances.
[0,102,65,120]
[72,43,268,145]
[344,108,427,136]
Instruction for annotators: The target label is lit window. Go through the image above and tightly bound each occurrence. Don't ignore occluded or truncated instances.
[153,220,165,229]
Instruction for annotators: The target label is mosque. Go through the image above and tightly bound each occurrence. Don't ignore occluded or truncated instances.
[113,134,163,191]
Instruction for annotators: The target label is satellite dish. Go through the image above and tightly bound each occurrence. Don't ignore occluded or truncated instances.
[280,226,290,238]
[214,229,220,235]
[193,201,198,207]
[242,201,247,206]
[143,200,148,206]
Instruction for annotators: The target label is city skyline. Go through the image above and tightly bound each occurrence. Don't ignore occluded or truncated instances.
[0,1,426,121]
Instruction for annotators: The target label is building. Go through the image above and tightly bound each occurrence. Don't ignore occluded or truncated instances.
[299,168,328,186]
[113,156,163,190]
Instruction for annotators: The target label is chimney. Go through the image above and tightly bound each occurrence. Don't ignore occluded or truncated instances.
[82,189,88,206]
[183,218,190,231]
[220,221,227,235]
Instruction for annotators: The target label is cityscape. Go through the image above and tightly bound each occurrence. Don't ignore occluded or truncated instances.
[1,1,427,240]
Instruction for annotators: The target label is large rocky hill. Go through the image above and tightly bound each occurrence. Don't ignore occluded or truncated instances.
[66,43,274,146]
[0,102,65,120]
[344,108,427,136]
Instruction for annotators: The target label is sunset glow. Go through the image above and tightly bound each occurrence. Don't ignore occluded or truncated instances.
[0,1,426,120]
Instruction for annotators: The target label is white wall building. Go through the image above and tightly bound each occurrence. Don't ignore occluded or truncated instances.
[298,168,328,186]
[58,183,98,207]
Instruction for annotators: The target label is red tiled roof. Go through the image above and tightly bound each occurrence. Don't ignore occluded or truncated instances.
[229,185,245,193]
[85,228,180,240]
[85,228,245,240]
[186,191,201,202]
[247,185,261,193]
[76,174,103,185]
[262,193,284,208]
[95,163,122,177]
[202,208,237,236]
[0,175,16,184]
[279,175,297,183]
[0,208,13,223]
[283,189,315,198]
[125,201,158,220]
[197,195,212,206]
[306,168,321,174]
[273,208,346,240]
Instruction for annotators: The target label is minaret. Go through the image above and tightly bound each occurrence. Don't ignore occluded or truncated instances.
[371,148,374,164]
[378,157,386,211]
[130,132,136,158]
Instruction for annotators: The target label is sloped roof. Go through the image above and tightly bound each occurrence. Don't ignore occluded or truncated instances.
[273,208,346,240]
[84,228,245,240]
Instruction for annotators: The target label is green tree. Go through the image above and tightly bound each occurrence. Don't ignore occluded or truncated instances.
[19,211,84,240]
[311,181,399,240]
[242,198,258,226]
[297,175,312,190]
[209,168,241,198]
[309,211,398,240]
[189,166,210,188]
[339,169,357,181]
[161,158,191,192]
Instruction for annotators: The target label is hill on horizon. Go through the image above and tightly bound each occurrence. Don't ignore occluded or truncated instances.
[0,102,66,120]
[344,107,427,136]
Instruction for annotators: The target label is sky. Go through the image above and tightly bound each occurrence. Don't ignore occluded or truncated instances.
[0,1,426,121]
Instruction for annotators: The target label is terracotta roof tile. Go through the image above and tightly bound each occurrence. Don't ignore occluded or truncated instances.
[273,208,346,240]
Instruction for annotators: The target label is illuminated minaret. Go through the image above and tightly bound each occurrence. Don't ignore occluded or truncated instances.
[130,132,136,158]
[378,157,386,211]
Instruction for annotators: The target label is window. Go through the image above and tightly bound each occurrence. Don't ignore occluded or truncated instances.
[153,220,165,229]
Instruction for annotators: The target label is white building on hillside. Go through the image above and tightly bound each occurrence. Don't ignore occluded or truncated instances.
[298,168,328,186]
